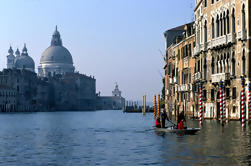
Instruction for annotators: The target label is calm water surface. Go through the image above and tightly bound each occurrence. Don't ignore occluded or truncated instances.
[0,110,250,166]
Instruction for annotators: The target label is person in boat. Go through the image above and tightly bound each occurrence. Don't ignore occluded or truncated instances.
[155,117,161,128]
[161,109,167,128]
[178,119,184,129]
[177,111,186,130]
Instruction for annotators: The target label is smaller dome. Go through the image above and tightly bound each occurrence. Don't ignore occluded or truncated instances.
[14,55,35,70]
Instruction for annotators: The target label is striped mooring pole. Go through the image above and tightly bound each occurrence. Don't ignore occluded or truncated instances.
[241,76,246,128]
[248,83,251,123]
[199,81,203,126]
[219,80,223,124]
[154,95,156,120]
[223,83,226,125]
[158,94,160,118]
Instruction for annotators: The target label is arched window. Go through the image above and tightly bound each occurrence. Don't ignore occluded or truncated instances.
[226,10,230,34]
[242,4,246,31]
[232,8,235,33]
[216,15,220,37]
[220,14,223,36]
[232,52,235,76]
[204,57,207,80]
[212,18,215,38]
[227,53,230,73]
[223,12,226,35]
[242,49,246,75]
[220,54,223,73]
[211,57,215,74]
[204,20,207,42]
[217,56,219,73]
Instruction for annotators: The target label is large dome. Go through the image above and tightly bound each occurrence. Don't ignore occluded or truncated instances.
[40,46,73,64]
[38,26,75,77]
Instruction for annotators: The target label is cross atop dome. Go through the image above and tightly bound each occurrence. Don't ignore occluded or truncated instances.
[51,25,62,46]
[22,43,28,56]
[8,46,13,54]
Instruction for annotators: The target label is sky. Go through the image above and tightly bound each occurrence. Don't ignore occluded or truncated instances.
[0,0,194,102]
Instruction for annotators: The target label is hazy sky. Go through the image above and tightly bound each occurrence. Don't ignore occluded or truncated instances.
[0,0,194,101]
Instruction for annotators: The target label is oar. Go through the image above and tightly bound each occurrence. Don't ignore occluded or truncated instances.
[167,119,177,127]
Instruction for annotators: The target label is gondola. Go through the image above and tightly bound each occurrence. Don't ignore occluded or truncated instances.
[154,127,200,135]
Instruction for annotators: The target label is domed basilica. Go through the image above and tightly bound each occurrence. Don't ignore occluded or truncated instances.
[38,26,75,77]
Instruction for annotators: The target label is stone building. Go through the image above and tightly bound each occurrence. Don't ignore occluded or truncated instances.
[0,69,40,111]
[47,73,96,111]
[0,85,16,112]
[164,23,196,118]
[164,0,251,120]
[193,0,250,120]
[97,84,125,110]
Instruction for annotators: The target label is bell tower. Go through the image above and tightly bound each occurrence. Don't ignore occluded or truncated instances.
[7,46,15,69]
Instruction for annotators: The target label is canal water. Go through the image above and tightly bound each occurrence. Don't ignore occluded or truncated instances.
[0,110,250,166]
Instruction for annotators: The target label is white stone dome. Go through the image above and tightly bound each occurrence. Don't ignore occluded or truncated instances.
[41,45,73,64]
[38,26,75,77]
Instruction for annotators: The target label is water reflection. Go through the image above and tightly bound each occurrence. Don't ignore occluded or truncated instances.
[0,111,250,166]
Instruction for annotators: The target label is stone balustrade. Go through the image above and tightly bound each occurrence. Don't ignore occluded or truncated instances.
[211,73,230,83]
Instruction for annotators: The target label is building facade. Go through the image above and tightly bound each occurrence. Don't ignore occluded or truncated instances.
[164,0,251,120]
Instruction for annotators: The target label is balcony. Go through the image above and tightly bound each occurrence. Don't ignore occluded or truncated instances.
[211,35,227,48]
[169,78,173,84]
[211,73,230,83]
[176,84,192,92]
[227,33,236,44]
[200,42,208,52]
[237,30,247,41]
[193,45,200,57]
[193,72,201,82]
[169,77,177,84]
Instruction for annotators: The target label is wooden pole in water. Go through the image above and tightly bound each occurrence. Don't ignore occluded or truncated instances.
[223,83,226,125]
[158,94,160,118]
[154,95,156,120]
[199,81,203,126]
[248,83,251,123]
[219,80,223,125]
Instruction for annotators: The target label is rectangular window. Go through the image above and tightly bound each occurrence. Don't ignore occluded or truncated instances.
[211,0,214,4]
[205,0,207,7]
[233,106,236,113]
[211,89,214,101]
[232,87,236,99]
[203,90,207,101]
[226,88,230,99]
[181,92,183,101]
